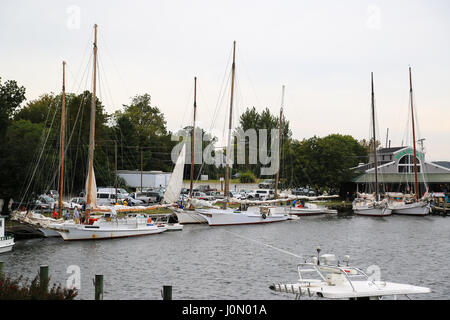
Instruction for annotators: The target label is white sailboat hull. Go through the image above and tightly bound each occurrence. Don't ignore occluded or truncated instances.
[175,209,208,224]
[354,206,392,217]
[196,208,288,226]
[38,227,61,237]
[56,222,166,241]
[287,207,338,216]
[391,202,430,216]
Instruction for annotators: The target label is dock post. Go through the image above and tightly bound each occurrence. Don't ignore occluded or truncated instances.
[94,274,104,300]
[39,265,49,290]
[0,261,4,278]
[162,285,172,300]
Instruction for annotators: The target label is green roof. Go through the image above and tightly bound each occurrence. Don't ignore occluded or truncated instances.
[352,173,450,183]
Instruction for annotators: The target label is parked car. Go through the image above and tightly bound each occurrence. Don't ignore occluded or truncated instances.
[258,179,275,189]
[192,191,214,201]
[33,195,56,212]
[247,189,274,201]
[98,187,129,198]
[116,194,144,206]
[96,192,116,206]
[132,191,160,204]
[48,190,59,200]
[229,191,242,199]
[238,189,251,199]
[292,187,316,196]
[68,197,85,209]
[197,185,217,193]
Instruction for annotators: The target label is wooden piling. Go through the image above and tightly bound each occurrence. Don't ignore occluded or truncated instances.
[162,285,172,300]
[39,265,49,289]
[94,274,104,300]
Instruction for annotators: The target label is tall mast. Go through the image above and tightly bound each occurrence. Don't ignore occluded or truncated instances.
[371,72,379,201]
[86,24,98,219]
[58,61,66,218]
[409,67,420,201]
[114,140,117,203]
[224,41,236,207]
[189,77,197,199]
[274,85,284,199]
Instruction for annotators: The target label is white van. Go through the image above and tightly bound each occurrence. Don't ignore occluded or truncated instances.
[247,189,274,201]
[97,187,129,198]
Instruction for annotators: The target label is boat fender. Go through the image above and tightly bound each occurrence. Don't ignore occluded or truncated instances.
[147,218,152,224]
[262,213,267,219]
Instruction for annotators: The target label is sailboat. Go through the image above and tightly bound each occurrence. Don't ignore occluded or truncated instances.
[171,77,207,224]
[389,67,429,216]
[10,61,72,237]
[353,73,391,217]
[38,61,70,237]
[196,41,288,226]
[54,25,166,240]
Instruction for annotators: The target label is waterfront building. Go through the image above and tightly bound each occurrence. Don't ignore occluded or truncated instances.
[347,146,450,195]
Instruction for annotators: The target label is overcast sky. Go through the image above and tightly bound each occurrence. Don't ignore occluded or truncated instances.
[1,0,449,161]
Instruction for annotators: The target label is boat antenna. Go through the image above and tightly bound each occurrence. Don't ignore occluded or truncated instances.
[224,41,236,209]
[409,67,420,201]
[58,61,66,218]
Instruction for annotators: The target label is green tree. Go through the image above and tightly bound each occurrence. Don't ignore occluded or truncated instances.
[0,77,26,138]
[283,134,367,192]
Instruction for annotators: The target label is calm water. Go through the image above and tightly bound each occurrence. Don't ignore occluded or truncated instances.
[2,214,449,300]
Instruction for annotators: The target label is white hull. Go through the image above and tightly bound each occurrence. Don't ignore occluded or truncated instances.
[391,202,430,216]
[0,238,14,253]
[56,220,166,241]
[287,207,338,216]
[196,208,288,226]
[38,227,61,237]
[161,223,184,231]
[354,207,392,217]
[175,210,207,224]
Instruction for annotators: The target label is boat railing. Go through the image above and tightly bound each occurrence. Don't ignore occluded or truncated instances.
[297,263,374,293]
[0,235,14,241]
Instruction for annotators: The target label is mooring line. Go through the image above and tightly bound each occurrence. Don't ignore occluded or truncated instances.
[221,229,303,259]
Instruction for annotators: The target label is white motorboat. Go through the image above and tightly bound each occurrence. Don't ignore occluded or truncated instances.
[151,213,184,231]
[0,216,15,254]
[55,212,167,241]
[197,205,288,226]
[270,249,431,300]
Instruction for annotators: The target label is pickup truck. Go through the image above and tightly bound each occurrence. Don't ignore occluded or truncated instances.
[258,179,275,189]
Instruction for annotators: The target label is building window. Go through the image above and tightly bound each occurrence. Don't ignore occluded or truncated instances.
[398,155,421,173]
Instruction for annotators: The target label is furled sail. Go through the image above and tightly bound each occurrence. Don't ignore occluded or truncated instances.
[162,143,186,204]
[85,166,97,208]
